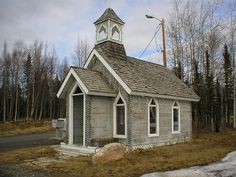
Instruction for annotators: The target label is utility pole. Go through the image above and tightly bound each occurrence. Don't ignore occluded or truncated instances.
[161,18,167,67]
[146,15,167,67]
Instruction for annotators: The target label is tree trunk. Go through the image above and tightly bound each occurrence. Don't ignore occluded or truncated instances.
[3,81,6,122]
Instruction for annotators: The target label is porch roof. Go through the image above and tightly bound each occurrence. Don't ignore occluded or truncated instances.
[57,67,115,98]
[72,67,115,94]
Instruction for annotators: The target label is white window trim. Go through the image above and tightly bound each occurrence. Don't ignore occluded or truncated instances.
[98,24,107,42]
[113,93,127,138]
[111,24,121,41]
[148,98,159,137]
[68,82,85,146]
[172,101,181,134]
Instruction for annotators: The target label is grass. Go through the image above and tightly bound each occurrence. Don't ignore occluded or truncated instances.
[0,146,58,164]
[1,130,236,177]
[0,120,54,137]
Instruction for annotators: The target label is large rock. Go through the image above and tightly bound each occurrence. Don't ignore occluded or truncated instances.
[92,143,126,164]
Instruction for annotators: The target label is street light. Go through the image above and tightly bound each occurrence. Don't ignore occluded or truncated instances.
[146,14,167,67]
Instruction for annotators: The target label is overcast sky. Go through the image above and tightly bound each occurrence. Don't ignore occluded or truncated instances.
[0,0,175,64]
[1,0,234,66]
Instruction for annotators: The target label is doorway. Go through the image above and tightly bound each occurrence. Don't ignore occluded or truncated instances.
[72,95,83,145]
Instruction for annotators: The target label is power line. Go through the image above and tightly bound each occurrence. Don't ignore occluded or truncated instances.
[139,24,161,58]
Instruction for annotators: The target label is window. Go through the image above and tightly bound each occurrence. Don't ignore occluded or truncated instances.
[98,25,107,41]
[172,101,180,133]
[113,94,126,138]
[148,98,159,136]
[111,25,120,41]
[74,86,82,94]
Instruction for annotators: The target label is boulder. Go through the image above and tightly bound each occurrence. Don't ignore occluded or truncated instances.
[92,143,126,164]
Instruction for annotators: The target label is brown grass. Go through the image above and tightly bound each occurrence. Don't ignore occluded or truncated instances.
[1,130,236,177]
[0,146,58,164]
[0,120,54,137]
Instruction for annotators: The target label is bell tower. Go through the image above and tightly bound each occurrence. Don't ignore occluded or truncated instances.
[94,8,125,44]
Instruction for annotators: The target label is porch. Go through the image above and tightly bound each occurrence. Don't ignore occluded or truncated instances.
[54,143,100,156]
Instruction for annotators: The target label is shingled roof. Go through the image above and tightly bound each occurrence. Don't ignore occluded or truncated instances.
[94,8,125,25]
[72,67,115,93]
[94,41,200,100]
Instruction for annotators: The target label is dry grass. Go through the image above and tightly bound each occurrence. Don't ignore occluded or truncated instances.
[0,146,58,164]
[0,120,54,137]
[45,130,236,177]
[1,130,236,177]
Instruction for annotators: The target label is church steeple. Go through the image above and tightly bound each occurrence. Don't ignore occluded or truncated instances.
[94,8,125,44]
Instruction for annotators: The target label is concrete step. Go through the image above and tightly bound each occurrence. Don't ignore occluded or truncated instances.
[53,145,100,156]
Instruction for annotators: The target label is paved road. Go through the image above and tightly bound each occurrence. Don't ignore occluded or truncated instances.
[0,131,61,152]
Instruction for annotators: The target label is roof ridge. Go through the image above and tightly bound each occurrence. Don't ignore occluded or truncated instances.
[94,8,125,25]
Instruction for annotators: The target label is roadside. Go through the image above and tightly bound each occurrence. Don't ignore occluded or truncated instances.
[0,130,236,177]
[0,120,53,137]
[0,131,61,152]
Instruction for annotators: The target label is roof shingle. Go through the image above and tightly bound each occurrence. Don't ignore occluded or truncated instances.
[94,41,200,100]
[72,67,115,93]
[94,8,125,25]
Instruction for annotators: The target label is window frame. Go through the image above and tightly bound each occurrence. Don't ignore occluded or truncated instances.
[172,101,181,134]
[111,24,121,41]
[148,98,159,137]
[113,93,127,138]
[98,25,107,41]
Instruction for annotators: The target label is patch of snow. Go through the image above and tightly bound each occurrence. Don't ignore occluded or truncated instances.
[141,151,236,177]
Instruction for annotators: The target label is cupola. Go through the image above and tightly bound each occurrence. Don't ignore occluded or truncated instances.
[94,8,125,44]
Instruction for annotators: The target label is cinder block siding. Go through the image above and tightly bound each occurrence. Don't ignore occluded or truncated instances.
[85,95,91,146]
[87,56,192,148]
[88,56,130,146]
[130,96,192,148]
[89,95,113,140]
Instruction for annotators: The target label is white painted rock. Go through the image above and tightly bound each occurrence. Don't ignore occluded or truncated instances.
[92,143,126,164]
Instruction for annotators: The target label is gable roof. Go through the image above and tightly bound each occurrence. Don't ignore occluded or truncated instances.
[94,8,125,25]
[57,67,115,98]
[92,41,200,101]
[72,67,115,94]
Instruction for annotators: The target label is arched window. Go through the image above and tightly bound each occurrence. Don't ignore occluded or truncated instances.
[172,101,180,133]
[148,98,159,136]
[98,25,107,41]
[113,94,126,138]
[111,25,120,41]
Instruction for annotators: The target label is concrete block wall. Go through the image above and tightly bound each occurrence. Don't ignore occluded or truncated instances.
[130,96,192,149]
[88,56,130,146]
[89,95,113,140]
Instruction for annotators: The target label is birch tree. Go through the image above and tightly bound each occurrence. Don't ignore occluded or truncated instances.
[72,37,90,67]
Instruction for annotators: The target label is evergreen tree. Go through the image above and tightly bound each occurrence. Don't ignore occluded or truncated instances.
[223,44,233,126]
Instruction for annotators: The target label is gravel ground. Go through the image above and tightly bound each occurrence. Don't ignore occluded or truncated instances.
[0,164,49,177]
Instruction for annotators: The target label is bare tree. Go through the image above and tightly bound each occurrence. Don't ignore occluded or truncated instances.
[72,37,90,67]
[1,41,10,122]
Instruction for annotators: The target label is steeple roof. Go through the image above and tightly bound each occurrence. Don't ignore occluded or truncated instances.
[94,8,125,25]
